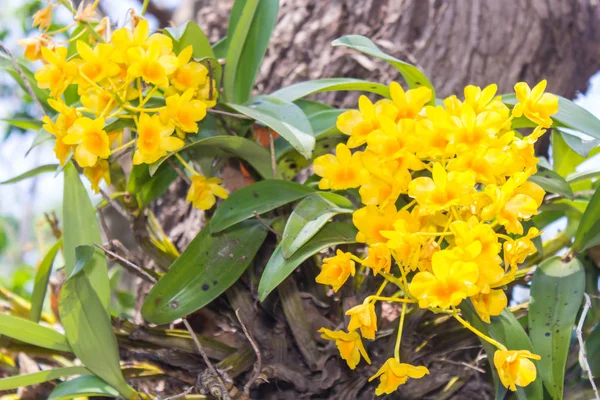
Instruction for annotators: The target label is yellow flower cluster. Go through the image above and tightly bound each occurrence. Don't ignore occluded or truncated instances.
[314,80,558,394]
[24,3,226,210]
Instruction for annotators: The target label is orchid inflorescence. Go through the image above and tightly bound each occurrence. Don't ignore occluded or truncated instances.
[313,80,558,395]
[21,1,227,209]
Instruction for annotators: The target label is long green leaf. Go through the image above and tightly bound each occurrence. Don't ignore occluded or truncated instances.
[2,118,43,131]
[560,130,599,157]
[529,169,573,198]
[0,314,70,352]
[59,245,137,399]
[529,256,585,399]
[48,375,120,399]
[258,222,357,301]
[210,179,315,233]
[127,163,178,209]
[572,187,600,252]
[26,129,54,155]
[63,163,110,311]
[331,35,435,103]
[142,220,268,324]
[281,193,354,259]
[552,130,585,177]
[0,164,58,185]
[223,0,278,103]
[0,366,89,391]
[271,78,390,102]
[149,135,274,179]
[30,238,63,323]
[228,96,316,159]
[502,94,600,141]
[566,168,600,184]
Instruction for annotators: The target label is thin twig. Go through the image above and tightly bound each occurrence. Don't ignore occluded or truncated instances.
[0,40,47,116]
[268,129,277,179]
[99,188,130,220]
[208,109,253,120]
[93,243,157,284]
[252,211,281,238]
[576,293,600,399]
[167,158,191,184]
[235,309,262,396]
[435,358,485,374]
[161,386,194,400]
[182,318,230,400]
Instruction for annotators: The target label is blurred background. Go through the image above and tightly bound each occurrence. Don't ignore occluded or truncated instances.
[1,0,600,301]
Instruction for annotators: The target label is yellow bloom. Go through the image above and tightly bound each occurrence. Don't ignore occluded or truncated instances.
[83,160,111,193]
[111,19,150,63]
[358,152,412,207]
[463,84,510,118]
[170,45,209,91]
[79,86,116,116]
[74,1,98,22]
[408,162,475,213]
[365,118,422,169]
[161,89,207,133]
[336,96,397,148]
[389,81,431,120]
[63,117,110,167]
[443,103,505,153]
[133,113,183,165]
[76,41,120,83]
[512,80,558,128]
[186,175,228,210]
[450,217,501,264]
[315,250,355,292]
[353,204,399,245]
[17,35,52,62]
[35,47,78,97]
[410,249,480,309]
[380,207,425,270]
[346,302,377,340]
[503,227,541,268]
[471,289,507,323]
[43,99,79,165]
[494,350,541,391]
[32,3,55,30]
[313,143,367,190]
[369,358,429,396]
[365,243,391,276]
[319,328,370,370]
[127,43,178,87]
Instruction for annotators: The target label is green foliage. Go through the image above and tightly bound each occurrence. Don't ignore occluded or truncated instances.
[0,314,71,352]
[0,367,89,391]
[0,164,58,185]
[29,238,62,323]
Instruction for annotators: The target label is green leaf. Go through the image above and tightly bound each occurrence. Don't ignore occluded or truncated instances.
[566,168,600,184]
[2,118,43,131]
[212,36,228,59]
[0,314,71,352]
[149,135,274,179]
[127,163,178,209]
[228,96,316,159]
[63,163,110,311]
[59,245,137,399]
[281,193,354,259]
[49,375,120,399]
[552,130,585,177]
[142,220,268,324]
[462,304,544,400]
[294,99,334,116]
[271,78,390,102]
[560,130,599,157]
[529,256,585,399]
[502,95,600,141]
[258,222,358,301]
[30,238,62,323]
[331,35,435,103]
[0,366,89,391]
[165,21,215,59]
[572,187,600,252]
[529,168,573,198]
[0,164,58,185]
[223,0,279,103]
[26,129,54,155]
[585,323,600,377]
[210,179,315,233]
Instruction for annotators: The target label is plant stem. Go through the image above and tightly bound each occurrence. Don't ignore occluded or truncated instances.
[452,312,507,351]
[394,301,407,361]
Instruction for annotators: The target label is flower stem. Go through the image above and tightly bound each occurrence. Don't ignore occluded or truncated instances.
[110,139,135,155]
[175,153,198,176]
[452,312,507,351]
[366,295,416,304]
[394,301,407,361]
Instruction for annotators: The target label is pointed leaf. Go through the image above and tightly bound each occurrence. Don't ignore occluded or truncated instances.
[282,193,354,259]
[529,256,585,399]
[165,21,215,59]
[0,164,58,185]
[529,168,573,198]
[63,163,110,311]
[332,35,435,103]
[572,187,600,252]
[48,375,120,399]
[560,130,599,157]
[2,118,43,131]
[30,238,63,323]
[552,130,586,177]
[228,96,316,159]
[210,179,315,233]
[142,220,268,324]
[271,78,390,102]
[0,366,89,391]
[0,314,70,352]
[26,129,54,155]
[59,245,137,399]
[258,222,358,301]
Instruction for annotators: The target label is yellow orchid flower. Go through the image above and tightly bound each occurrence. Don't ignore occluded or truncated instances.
[353,204,399,245]
[512,80,558,128]
[364,243,391,276]
[161,89,207,134]
[132,113,183,165]
[389,81,431,120]
[76,41,120,83]
[319,328,370,370]
[494,350,541,391]
[127,43,178,87]
[186,175,228,210]
[35,46,78,97]
[346,302,378,340]
[315,250,355,292]
[369,358,429,395]
[313,143,367,190]
[83,160,111,194]
[471,289,507,323]
[63,117,110,168]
